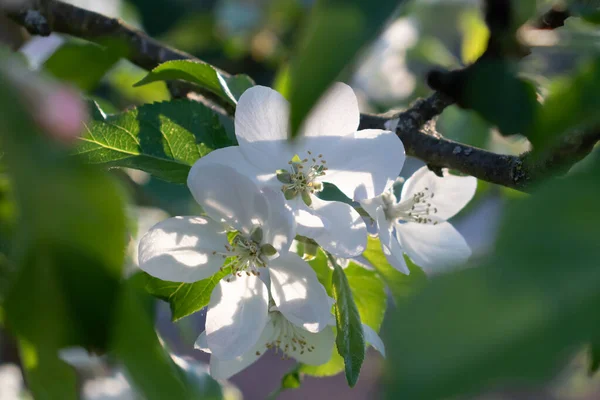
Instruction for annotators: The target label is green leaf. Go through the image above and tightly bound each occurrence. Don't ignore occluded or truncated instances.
[288,0,403,137]
[345,262,387,331]
[145,268,230,321]
[459,8,489,65]
[76,100,234,183]
[363,236,427,304]
[44,40,126,91]
[308,249,333,296]
[464,60,538,136]
[330,256,365,387]
[112,276,191,400]
[384,162,600,400]
[134,60,255,105]
[530,57,600,149]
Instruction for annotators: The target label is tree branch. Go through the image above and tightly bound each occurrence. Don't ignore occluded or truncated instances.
[5,0,595,192]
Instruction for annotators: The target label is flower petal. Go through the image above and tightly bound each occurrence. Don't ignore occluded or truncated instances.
[208,322,274,380]
[304,197,367,258]
[235,85,293,170]
[187,164,269,236]
[205,275,269,360]
[324,129,405,201]
[396,221,471,275]
[400,166,477,220]
[292,327,335,365]
[187,145,272,184]
[194,332,210,353]
[362,324,386,358]
[377,209,409,274]
[260,187,296,254]
[138,216,227,283]
[269,253,333,333]
[299,82,360,138]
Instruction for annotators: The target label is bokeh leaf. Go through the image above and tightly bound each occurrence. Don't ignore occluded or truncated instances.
[384,160,600,400]
[76,100,234,183]
[288,0,403,137]
[345,262,386,331]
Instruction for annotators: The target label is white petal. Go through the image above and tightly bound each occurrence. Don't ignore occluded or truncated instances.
[209,322,274,380]
[396,221,471,275]
[377,209,410,275]
[324,129,405,201]
[362,324,386,358]
[299,82,360,138]
[234,85,294,170]
[138,216,227,283]
[269,253,333,333]
[360,195,385,220]
[205,275,269,360]
[194,332,210,353]
[400,167,477,220]
[306,197,367,258]
[293,327,335,365]
[187,145,271,184]
[260,187,296,254]
[187,164,269,236]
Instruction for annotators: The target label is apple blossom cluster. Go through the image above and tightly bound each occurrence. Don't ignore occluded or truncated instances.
[138,83,476,379]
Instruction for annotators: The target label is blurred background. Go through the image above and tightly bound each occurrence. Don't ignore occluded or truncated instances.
[2,0,600,399]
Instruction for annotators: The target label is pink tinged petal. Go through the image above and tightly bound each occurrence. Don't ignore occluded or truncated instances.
[260,187,296,254]
[377,208,409,275]
[208,322,275,380]
[205,275,269,360]
[400,166,477,220]
[362,324,386,358]
[187,164,269,236]
[299,82,360,138]
[396,221,471,275]
[138,216,228,283]
[234,85,293,170]
[324,129,405,201]
[269,253,333,333]
[308,197,367,258]
[292,327,335,365]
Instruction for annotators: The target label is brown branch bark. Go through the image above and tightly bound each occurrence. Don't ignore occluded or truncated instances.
[5,0,596,193]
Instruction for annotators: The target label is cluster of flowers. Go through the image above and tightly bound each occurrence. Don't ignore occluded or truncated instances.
[138,83,476,379]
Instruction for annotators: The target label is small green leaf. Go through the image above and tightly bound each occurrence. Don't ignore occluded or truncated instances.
[288,0,404,138]
[308,249,333,296]
[460,9,489,65]
[363,236,427,304]
[145,268,230,321]
[76,100,234,183]
[330,255,365,387]
[345,262,387,331]
[134,60,254,105]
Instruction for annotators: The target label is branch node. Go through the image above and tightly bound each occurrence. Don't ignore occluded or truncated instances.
[22,9,50,36]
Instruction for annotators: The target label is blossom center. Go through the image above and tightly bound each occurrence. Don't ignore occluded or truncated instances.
[255,311,315,359]
[383,187,439,225]
[276,151,328,207]
[217,227,276,279]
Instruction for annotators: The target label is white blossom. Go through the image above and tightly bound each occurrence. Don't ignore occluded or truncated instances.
[195,307,335,380]
[138,164,332,361]
[192,83,405,258]
[361,166,476,275]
